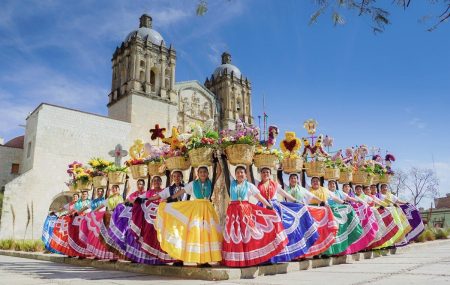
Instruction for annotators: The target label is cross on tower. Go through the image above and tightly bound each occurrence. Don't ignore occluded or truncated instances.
[108,144,128,166]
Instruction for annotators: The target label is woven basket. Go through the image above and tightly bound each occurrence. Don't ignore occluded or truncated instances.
[378,174,392,184]
[189,147,214,167]
[107,171,126,185]
[68,184,76,192]
[372,174,380,185]
[76,180,92,191]
[282,157,304,173]
[147,162,165,176]
[225,144,255,165]
[324,168,340,180]
[165,156,190,171]
[253,154,279,169]
[92,176,108,188]
[338,171,353,183]
[305,161,325,177]
[130,164,148,179]
[353,170,374,185]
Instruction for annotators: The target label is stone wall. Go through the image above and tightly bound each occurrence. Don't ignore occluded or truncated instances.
[0,146,22,191]
[0,104,132,239]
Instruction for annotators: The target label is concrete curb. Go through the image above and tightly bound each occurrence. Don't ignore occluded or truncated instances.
[1,240,450,280]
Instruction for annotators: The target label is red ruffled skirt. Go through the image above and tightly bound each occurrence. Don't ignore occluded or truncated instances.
[68,215,90,257]
[50,216,77,256]
[81,211,117,259]
[368,207,400,249]
[300,206,338,258]
[222,201,288,267]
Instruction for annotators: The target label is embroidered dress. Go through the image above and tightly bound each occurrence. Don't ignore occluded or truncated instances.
[315,188,363,256]
[42,214,60,253]
[91,197,105,211]
[222,179,288,267]
[155,180,223,263]
[100,191,162,264]
[344,200,378,254]
[50,215,77,256]
[256,180,318,262]
[67,199,91,257]
[395,203,425,246]
[129,189,174,262]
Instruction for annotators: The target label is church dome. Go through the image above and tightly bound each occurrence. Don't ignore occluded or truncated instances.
[124,14,165,45]
[213,52,242,78]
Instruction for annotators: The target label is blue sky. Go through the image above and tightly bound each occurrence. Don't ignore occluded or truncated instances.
[1,0,449,206]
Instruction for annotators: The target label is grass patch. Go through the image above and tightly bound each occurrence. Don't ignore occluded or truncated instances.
[0,239,44,252]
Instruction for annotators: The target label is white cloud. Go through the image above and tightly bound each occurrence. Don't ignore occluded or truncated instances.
[409,117,427,129]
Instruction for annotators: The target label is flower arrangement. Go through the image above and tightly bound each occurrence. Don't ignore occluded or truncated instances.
[88,157,112,177]
[144,143,170,164]
[65,161,81,190]
[219,119,259,148]
[105,164,128,173]
[255,147,284,161]
[186,119,219,150]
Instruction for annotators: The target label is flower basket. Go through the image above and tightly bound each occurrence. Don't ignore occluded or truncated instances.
[148,162,165,176]
[108,171,126,185]
[130,164,148,179]
[165,156,191,171]
[324,168,340,180]
[378,174,392,184]
[93,176,108,188]
[338,170,353,183]
[188,147,214,167]
[253,153,279,169]
[282,157,304,173]
[68,184,76,192]
[225,144,255,165]
[353,170,374,185]
[305,161,325,177]
[372,174,380,185]
[76,180,92,191]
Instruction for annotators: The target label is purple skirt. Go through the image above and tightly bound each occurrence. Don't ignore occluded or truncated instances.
[395,203,424,246]
[100,204,162,264]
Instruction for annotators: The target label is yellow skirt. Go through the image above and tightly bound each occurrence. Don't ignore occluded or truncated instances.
[375,206,411,249]
[155,200,223,263]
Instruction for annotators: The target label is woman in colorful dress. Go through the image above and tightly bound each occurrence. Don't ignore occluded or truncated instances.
[42,211,60,253]
[222,165,288,267]
[50,193,79,256]
[355,185,401,249]
[68,190,91,257]
[151,167,222,267]
[81,185,121,259]
[256,167,318,263]
[378,183,424,246]
[309,177,363,256]
[287,174,338,259]
[335,182,378,255]
[130,176,174,263]
[376,184,412,246]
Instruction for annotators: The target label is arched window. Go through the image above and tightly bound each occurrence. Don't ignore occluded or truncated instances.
[140,60,145,68]
[139,71,145,82]
[150,69,156,92]
[165,78,170,89]
[236,100,241,111]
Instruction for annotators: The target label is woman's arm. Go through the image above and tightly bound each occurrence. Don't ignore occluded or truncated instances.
[255,192,273,208]
[277,185,297,202]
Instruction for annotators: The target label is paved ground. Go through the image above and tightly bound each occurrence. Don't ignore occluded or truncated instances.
[1,241,450,285]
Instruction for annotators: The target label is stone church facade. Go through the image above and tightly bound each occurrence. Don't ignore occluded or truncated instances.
[0,14,253,239]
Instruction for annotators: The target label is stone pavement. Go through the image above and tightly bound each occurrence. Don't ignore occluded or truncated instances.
[1,240,449,285]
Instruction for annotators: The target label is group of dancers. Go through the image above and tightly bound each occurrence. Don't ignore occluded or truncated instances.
[42,164,424,268]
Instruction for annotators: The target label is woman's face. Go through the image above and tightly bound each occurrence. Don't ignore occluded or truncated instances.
[370,185,377,194]
[355,187,362,195]
[328,181,336,191]
[198,168,209,181]
[152,177,162,189]
[73,194,79,202]
[289,175,298,186]
[172,172,182,184]
[137,180,145,190]
[82,191,88,200]
[260,169,271,181]
[381,185,388,194]
[363,187,371,195]
[97,188,104,197]
[311,178,320,189]
[343,185,350,193]
[235,168,246,182]
[111,186,119,195]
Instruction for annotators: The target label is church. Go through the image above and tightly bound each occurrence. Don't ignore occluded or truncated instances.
[0,14,254,239]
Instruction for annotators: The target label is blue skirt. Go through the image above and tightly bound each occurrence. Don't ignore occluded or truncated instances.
[258,200,319,263]
[41,215,60,253]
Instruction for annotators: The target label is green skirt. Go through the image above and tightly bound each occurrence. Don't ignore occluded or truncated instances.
[324,204,363,255]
